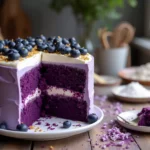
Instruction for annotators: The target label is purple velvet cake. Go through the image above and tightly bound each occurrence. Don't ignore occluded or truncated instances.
[0,36,94,130]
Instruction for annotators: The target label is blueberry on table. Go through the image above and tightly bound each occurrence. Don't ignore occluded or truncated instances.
[19,48,28,57]
[79,48,88,55]
[16,123,28,132]
[0,122,7,129]
[8,49,20,60]
[70,49,80,58]
[8,41,16,48]
[22,40,29,46]
[47,45,55,53]
[63,121,72,128]
[87,113,98,124]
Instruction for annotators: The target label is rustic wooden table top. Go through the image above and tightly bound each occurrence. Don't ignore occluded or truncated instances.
[0,86,149,150]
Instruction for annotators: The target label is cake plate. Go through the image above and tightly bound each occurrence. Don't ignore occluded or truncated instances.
[0,105,103,141]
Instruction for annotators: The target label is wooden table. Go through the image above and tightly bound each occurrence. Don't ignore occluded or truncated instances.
[0,87,149,150]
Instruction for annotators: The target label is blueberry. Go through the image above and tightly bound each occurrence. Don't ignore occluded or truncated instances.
[2,48,9,55]
[63,121,71,128]
[55,42,63,51]
[35,39,43,46]
[62,38,70,45]
[16,123,28,132]
[16,43,24,50]
[8,41,16,48]
[53,36,62,44]
[22,40,29,46]
[71,43,80,49]
[0,40,5,45]
[25,45,33,51]
[15,38,23,43]
[0,122,7,129]
[36,35,47,41]
[87,113,98,124]
[61,46,71,54]
[69,37,76,44]
[37,43,47,51]
[29,42,36,47]
[27,36,35,42]
[79,48,88,55]
[70,49,80,58]
[47,37,55,42]
[4,39,9,45]
[47,41,53,46]
[18,48,28,57]
[0,43,4,50]
[8,49,20,60]
[47,45,55,53]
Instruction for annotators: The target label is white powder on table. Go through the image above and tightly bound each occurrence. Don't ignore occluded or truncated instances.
[119,82,150,98]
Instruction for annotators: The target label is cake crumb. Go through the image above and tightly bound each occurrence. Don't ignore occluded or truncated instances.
[49,146,54,150]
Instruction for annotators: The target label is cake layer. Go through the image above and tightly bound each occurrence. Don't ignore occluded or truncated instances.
[41,94,87,122]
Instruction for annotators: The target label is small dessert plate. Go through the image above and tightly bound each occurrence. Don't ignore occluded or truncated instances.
[112,86,150,103]
[117,110,150,133]
[0,105,103,141]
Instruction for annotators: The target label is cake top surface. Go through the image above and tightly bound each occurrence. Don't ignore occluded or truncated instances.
[0,35,92,67]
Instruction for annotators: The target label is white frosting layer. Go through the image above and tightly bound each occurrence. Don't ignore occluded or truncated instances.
[42,53,91,64]
[0,53,91,68]
[47,86,82,97]
[24,88,41,105]
[0,52,42,70]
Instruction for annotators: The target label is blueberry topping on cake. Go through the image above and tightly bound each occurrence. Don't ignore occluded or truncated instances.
[0,43,4,50]
[87,113,98,124]
[47,45,55,53]
[55,42,63,51]
[25,45,33,51]
[71,43,80,49]
[29,41,36,47]
[70,49,80,58]
[47,37,55,42]
[8,41,16,48]
[62,38,70,45]
[15,38,23,43]
[53,36,62,44]
[8,49,20,60]
[37,35,47,41]
[27,36,35,42]
[2,48,10,55]
[22,40,29,46]
[16,123,28,132]
[69,37,76,44]
[79,48,88,55]
[4,39,9,45]
[35,39,43,46]
[16,43,24,50]
[61,46,71,54]
[63,121,71,128]
[37,43,48,51]
[0,122,7,129]
[0,40,5,45]
[18,48,28,57]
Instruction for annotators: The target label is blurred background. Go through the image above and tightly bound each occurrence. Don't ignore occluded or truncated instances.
[0,0,149,78]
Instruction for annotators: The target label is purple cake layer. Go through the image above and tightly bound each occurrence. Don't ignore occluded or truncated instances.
[20,66,41,100]
[41,94,87,122]
[41,64,86,93]
[21,96,42,126]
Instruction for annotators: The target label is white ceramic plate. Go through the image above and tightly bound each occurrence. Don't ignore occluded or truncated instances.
[112,86,150,103]
[117,110,150,133]
[0,105,103,141]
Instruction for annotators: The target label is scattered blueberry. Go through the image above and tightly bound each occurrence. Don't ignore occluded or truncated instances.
[8,49,20,60]
[79,48,88,55]
[22,40,29,46]
[63,121,71,128]
[37,43,47,51]
[29,41,36,47]
[18,48,28,57]
[61,46,71,54]
[16,43,24,50]
[71,43,80,49]
[16,123,28,132]
[62,38,70,45]
[15,38,23,43]
[8,41,16,48]
[47,45,55,53]
[0,43,4,50]
[25,45,33,51]
[2,48,10,55]
[70,49,80,58]
[87,113,98,124]
[0,122,7,129]
[27,36,35,42]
